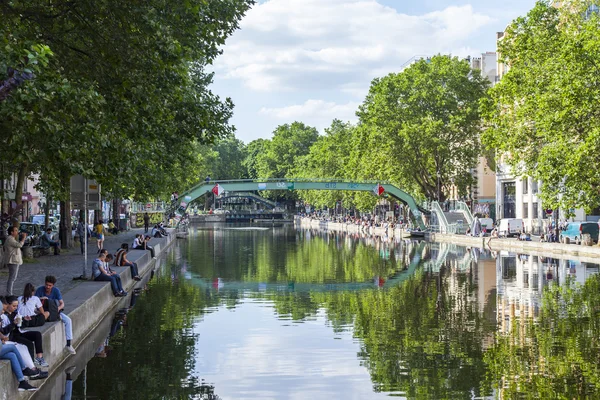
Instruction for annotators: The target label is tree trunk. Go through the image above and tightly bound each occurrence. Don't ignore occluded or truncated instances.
[59,173,72,248]
[112,198,120,230]
[44,195,51,230]
[59,199,72,248]
[12,161,29,223]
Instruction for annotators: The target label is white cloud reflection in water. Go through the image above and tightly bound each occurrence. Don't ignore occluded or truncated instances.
[193,300,394,400]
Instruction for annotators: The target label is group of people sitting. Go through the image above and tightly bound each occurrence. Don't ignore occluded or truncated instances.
[151,223,168,238]
[0,276,76,391]
[92,235,158,297]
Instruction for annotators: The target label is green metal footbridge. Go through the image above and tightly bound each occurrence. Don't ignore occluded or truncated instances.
[175,179,429,230]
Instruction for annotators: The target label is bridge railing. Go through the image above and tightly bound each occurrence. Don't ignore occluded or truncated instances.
[430,201,455,234]
[455,201,474,226]
[130,202,167,213]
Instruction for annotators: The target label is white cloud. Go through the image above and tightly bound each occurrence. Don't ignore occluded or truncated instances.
[214,0,494,94]
[259,99,360,130]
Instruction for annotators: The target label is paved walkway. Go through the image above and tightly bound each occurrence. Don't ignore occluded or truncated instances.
[0,227,155,296]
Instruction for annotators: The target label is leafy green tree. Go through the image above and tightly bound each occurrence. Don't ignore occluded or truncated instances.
[482,1,600,212]
[255,122,319,179]
[356,55,490,201]
[293,119,356,208]
[243,139,268,179]
[0,0,254,241]
[254,122,319,201]
[211,136,247,180]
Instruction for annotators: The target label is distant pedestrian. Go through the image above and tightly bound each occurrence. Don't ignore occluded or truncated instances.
[143,212,150,233]
[3,227,26,296]
[76,218,87,254]
[94,221,105,252]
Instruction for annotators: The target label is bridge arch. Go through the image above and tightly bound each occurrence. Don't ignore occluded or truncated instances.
[176,179,429,230]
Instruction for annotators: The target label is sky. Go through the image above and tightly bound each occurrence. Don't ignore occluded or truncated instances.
[210,0,537,144]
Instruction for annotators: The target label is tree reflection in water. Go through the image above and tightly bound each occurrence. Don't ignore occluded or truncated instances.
[486,275,600,398]
[72,225,600,399]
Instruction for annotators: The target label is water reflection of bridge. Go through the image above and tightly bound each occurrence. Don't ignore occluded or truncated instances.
[189,242,428,293]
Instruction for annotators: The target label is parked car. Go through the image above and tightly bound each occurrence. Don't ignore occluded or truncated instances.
[18,222,42,246]
[560,221,599,245]
[213,208,230,215]
[31,214,59,231]
[498,218,524,238]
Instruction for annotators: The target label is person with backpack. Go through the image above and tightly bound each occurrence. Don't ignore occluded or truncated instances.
[34,276,76,355]
[17,283,48,329]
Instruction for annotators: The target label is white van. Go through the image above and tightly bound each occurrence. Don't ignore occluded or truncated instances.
[498,218,524,238]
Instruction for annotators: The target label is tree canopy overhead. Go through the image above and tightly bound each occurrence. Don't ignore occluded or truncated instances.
[0,0,254,201]
[482,1,600,212]
[356,55,490,202]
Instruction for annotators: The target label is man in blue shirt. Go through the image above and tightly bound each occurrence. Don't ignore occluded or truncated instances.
[34,276,76,354]
[40,228,60,255]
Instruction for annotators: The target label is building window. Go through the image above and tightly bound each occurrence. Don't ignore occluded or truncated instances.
[523,203,529,219]
[531,180,538,194]
[523,179,528,194]
[503,182,516,218]
[533,202,538,219]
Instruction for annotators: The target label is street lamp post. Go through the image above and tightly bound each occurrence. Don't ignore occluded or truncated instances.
[437,171,441,203]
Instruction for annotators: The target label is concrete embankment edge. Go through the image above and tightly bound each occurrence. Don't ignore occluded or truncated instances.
[295,217,600,262]
[0,232,175,400]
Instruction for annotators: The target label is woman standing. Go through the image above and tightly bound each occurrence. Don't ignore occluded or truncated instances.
[95,220,105,252]
[3,227,27,296]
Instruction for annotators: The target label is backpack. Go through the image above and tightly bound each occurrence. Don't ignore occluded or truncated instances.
[42,298,61,322]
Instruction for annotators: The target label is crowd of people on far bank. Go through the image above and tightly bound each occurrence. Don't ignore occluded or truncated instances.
[298,211,413,234]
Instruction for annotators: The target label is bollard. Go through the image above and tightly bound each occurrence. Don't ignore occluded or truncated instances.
[23,245,33,259]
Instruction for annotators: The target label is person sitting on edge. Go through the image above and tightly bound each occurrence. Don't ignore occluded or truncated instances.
[0,297,47,380]
[115,244,141,281]
[4,295,49,367]
[131,234,156,259]
[34,276,76,355]
[99,250,120,278]
[151,224,166,238]
[40,228,60,255]
[92,253,127,297]
[158,222,168,235]
[18,283,49,329]
[108,219,118,235]
[0,341,41,391]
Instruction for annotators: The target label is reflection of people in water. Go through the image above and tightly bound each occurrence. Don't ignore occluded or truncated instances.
[95,313,126,358]
[61,365,76,400]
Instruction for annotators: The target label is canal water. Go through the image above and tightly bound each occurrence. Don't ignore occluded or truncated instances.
[40,224,600,399]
